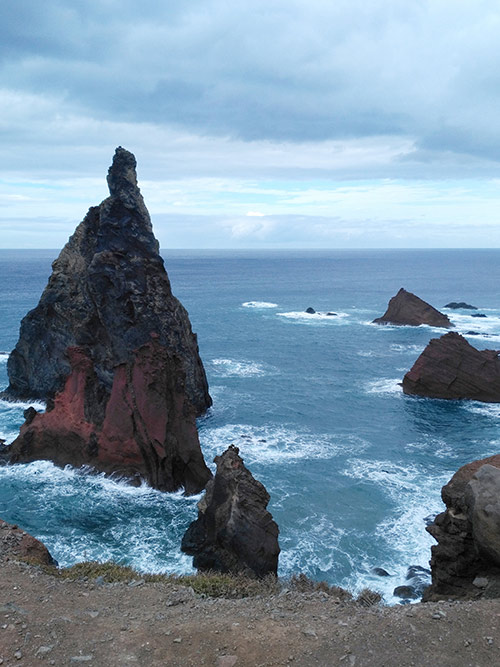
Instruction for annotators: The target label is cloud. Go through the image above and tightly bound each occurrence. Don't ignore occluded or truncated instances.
[2,1,500,248]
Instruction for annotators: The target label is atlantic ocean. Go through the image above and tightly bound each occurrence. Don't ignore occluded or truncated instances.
[1,248,499,603]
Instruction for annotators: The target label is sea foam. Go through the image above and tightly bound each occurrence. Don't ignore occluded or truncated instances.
[242,301,278,308]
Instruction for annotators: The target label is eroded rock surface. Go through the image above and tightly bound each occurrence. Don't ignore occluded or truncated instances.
[402,332,500,402]
[5,147,211,416]
[373,288,453,328]
[3,148,212,493]
[181,445,280,577]
[424,456,500,601]
[8,340,212,493]
[0,519,56,566]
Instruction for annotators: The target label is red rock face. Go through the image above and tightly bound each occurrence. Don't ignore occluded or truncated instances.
[402,332,500,402]
[373,288,453,328]
[8,340,212,494]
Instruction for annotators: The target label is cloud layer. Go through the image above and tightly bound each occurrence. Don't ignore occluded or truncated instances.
[1,1,500,247]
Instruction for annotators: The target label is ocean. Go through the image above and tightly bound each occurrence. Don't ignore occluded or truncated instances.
[1,248,499,603]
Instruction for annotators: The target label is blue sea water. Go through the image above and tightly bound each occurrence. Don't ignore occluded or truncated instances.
[1,248,500,603]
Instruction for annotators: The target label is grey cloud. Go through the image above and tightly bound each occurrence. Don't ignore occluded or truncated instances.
[2,1,500,171]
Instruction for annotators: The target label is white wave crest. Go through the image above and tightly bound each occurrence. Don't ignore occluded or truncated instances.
[210,358,271,377]
[364,379,402,395]
[200,424,368,466]
[242,301,278,308]
[0,353,9,363]
[0,398,46,412]
[277,311,349,322]
[389,344,425,354]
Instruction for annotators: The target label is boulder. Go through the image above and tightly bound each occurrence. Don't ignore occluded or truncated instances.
[402,332,500,402]
[4,147,211,417]
[305,307,316,314]
[444,302,478,310]
[373,288,453,328]
[0,519,56,567]
[423,456,500,601]
[3,148,212,493]
[181,445,280,577]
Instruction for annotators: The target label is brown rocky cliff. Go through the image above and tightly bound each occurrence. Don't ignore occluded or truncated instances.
[402,332,500,402]
[8,340,211,494]
[181,445,280,577]
[424,454,500,601]
[5,147,211,417]
[373,288,453,328]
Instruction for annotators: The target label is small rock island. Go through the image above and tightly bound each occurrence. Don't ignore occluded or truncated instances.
[182,445,280,577]
[402,332,500,402]
[373,288,453,328]
[5,148,212,494]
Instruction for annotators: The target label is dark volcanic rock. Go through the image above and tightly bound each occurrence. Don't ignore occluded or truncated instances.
[3,148,213,493]
[402,332,500,402]
[181,445,280,577]
[445,302,478,310]
[305,307,316,314]
[0,518,56,567]
[423,456,500,601]
[373,288,453,328]
[5,147,211,417]
[8,340,212,493]
[471,313,487,318]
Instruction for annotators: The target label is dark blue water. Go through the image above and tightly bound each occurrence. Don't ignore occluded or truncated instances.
[1,248,500,602]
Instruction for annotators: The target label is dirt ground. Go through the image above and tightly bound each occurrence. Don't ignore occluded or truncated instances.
[1,559,500,667]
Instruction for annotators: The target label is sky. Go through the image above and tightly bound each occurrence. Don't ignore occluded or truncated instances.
[1,0,500,249]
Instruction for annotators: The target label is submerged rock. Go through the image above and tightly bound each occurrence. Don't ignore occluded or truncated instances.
[424,456,500,601]
[373,288,453,328]
[4,148,212,493]
[402,332,500,402]
[5,147,211,417]
[181,445,280,577]
[444,302,478,310]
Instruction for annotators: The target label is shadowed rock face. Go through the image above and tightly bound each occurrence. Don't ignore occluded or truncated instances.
[5,147,211,417]
[8,340,212,494]
[3,148,212,493]
[373,288,453,328]
[402,332,500,402]
[424,456,500,601]
[181,445,280,577]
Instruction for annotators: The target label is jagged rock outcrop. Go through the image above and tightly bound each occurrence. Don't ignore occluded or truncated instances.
[3,148,212,493]
[8,339,212,493]
[373,288,453,328]
[402,332,500,402]
[4,147,211,417]
[181,445,280,577]
[423,456,500,601]
[0,519,56,567]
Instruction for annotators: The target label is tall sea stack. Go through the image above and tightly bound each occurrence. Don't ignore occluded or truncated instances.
[5,147,212,493]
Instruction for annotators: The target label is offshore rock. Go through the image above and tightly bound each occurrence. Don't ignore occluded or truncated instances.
[5,147,211,417]
[0,518,56,567]
[423,456,500,601]
[444,302,477,310]
[181,445,280,577]
[373,288,453,328]
[8,340,212,494]
[4,147,212,493]
[402,332,500,402]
